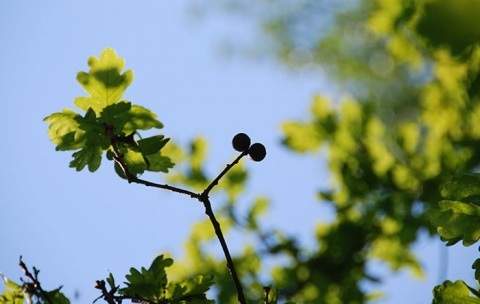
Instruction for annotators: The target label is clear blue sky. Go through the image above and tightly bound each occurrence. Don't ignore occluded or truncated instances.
[0,1,477,303]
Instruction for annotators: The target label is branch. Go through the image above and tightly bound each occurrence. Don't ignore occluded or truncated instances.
[110,142,199,199]
[94,280,116,304]
[263,286,271,304]
[19,256,53,304]
[199,195,247,304]
[110,137,248,303]
[203,150,248,196]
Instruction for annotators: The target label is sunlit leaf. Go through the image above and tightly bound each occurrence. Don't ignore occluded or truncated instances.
[121,105,163,134]
[167,275,215,303]
[138,135,169,155]
[427,200,480,246]
[44,108,84,150]
[0,278,24,304]
[74,48,133,114]
[440,174,480,203]
[121,148,148,175]
[145,153,174,173]
[432,280,480,304]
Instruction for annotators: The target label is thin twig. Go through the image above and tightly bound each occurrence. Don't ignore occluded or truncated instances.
[94,280,116,304]
[263,286,271,304]
[111,143,199,199]
[200,195,247,304]
[203,150,248,196]
[19,256,53,304]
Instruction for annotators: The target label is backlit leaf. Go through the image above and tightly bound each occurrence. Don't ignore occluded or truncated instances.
[0,278,24,304]
[427,200,480,246]
[167,275,215,303]
[120,255,173,302]
[74,48,133,114]
[70,145,103,172]
[144,153,174,173]
[44,108,84,150]
[440,173,480,203]
[121,105,163,134]
[432,280,480,304]
[138,135,169,155]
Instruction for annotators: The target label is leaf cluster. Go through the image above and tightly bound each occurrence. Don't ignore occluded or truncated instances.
[44,48,173,176]
[426,173,480,302]
[95,255,214,304]
[0,266,70,304]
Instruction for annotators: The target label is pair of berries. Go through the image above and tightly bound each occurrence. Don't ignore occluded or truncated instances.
[232,133,266,162]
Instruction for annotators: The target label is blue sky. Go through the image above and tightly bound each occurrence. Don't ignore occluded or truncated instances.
[0,1,478,303]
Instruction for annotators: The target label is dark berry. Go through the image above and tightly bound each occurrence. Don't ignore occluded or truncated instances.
[232,133,251,152]
[249,143,266,162]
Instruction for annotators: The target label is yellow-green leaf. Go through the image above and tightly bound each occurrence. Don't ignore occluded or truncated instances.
[74,48,133,114]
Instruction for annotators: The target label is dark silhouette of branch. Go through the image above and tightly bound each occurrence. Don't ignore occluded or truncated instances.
[110,140,200,199]
[200,194,247,304]
[94,280,116,304]
[203,150,248,196]
[19,256,53,304]
[110,138,249,303]
[263,286,271,304]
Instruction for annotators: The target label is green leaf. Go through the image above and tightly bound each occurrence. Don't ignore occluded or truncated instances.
[45,107,109,172]
[45,287,71,304]
[427,200,480,246]
[473,258,480,284]
[121,105,164,134]
[44,108,84,151]
[168,275,215,304]
[432,280,480,304]
[74,48,133,114]
[0,278,24,304]
[247,197,269,229]
[441,174,480,203]
[138,135,169,155]
[70,144,103,172]
[145,153,174,173]
[121,148,148,175]
[98,101,132,132]
[106,272,116,290]
[120,255,173,302]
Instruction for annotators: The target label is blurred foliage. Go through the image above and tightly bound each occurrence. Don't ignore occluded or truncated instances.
[175,0,480,303]
[0,270,70,304]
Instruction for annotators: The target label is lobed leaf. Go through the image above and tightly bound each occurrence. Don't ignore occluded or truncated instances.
[70,145,103,172]
[432,280,480,304]
[441,173,480,203]
[138,135,169,155]
[144,153,174,173]
[45,287,71,304]
[167,275,215,303]
[45,48,173,176]
[0,278,24,304]
[120,255,173,302]
[74,48,133,114]
[473,258,480,284]
[427,200,480,246]
[120,105,164,134]
[44,108,84,151]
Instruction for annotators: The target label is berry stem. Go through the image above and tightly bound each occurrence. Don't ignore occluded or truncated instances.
[203,150,248,196]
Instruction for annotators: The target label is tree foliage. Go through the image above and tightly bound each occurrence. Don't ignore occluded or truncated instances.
[4,1,480,303]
